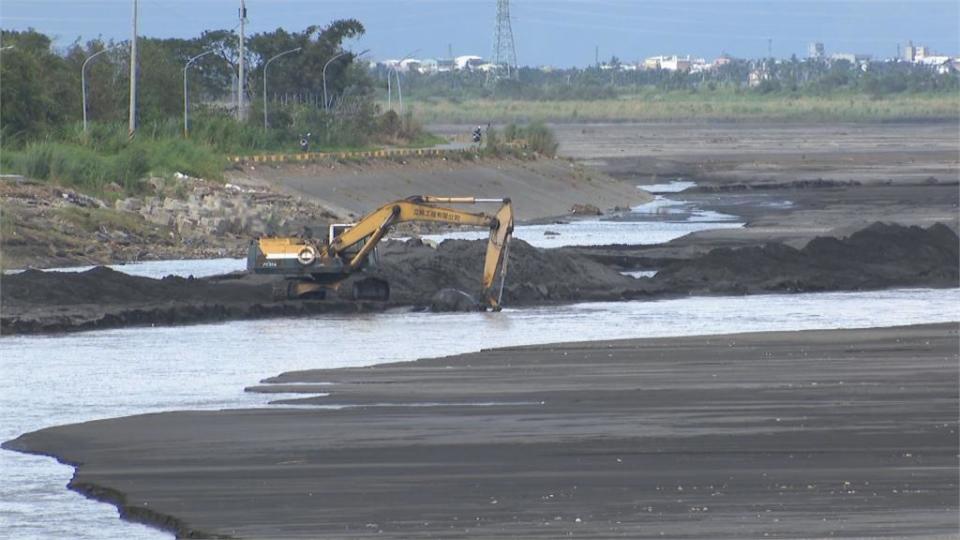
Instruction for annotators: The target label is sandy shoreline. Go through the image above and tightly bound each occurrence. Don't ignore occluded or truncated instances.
[6,323,958,538]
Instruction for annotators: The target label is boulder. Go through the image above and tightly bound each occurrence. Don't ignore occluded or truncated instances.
[569,203,602,216]
[162,198,188,213]
[429,288,480,312]
[199,217,229,235]
[114,198,142,213]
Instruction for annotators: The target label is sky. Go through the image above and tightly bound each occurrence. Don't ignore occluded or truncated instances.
[1,0,958,67]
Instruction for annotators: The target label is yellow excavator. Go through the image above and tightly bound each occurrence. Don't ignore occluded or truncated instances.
[248,196,514,310]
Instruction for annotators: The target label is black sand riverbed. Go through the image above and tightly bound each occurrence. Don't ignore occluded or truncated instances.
[6,323,958,538]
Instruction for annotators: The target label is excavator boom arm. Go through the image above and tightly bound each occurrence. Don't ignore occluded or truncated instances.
[327,197,514,310]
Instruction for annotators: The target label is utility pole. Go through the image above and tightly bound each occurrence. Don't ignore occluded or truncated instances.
[595,45,599,67]
[237,0,247,121]
[767,38,772,58]
[128,0,138,137]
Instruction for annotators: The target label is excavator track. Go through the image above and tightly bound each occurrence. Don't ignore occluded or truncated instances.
[351,278,390,302]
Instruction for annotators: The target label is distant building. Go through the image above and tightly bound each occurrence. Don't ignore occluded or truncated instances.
[714,53,734,67]
[644,55,692,72]
[916,55,956,74]
[902,41,934,62]
[662,55,692,72]
[808,42,825,59]
[830,52,871,63]
[398,58,421,73]
[748,66,770,87]
[454,55,485,71]
[416,59,439,74]
[689,58,712,73]
[899,41,957,71]
[903,41,917,61]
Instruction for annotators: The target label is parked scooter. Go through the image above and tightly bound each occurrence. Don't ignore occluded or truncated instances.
[299,132,312,152]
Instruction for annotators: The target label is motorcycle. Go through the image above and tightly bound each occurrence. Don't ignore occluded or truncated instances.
[299,132,312,152]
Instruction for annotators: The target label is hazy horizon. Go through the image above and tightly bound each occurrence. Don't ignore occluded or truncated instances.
[1,0,958,67]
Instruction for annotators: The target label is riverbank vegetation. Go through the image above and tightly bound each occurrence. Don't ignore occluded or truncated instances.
[392,58,959,123]
[0,26,432,197]
[408,91,960,124]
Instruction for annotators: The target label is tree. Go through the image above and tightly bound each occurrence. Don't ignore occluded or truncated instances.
[247,19,370,109]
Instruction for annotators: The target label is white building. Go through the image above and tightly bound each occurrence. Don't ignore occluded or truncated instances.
[416,58,439,74]
[398,58,421,73]
[829,53,871,63]
[454,55,485,71]
[643,55,695,72]
[808,42,825,59]
[660,55,692,72]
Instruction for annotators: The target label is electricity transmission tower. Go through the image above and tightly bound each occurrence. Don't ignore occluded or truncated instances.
[488,0,518,84]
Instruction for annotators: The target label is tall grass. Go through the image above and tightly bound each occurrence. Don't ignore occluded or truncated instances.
[0,110,383,196]
[0,121,229,196]
[0,140,218,195]
[406,92,960,124]
[503,122,558,156]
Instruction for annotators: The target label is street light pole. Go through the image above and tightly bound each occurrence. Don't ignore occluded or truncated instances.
[323,48,369,111]
[237,0,247,121]
[82,45,121,135]
[394,68,404,115]
[322,51,347,112]
[390,50,418,115]
[262,47,301,129]
[128,0,138,137]
[183,50,215,138]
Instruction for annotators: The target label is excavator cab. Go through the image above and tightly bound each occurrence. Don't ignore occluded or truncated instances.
[248,196,513,310]
[327,223,377,265]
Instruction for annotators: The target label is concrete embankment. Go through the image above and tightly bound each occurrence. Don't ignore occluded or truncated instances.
[6,323,958,538]
[1,222,956,335]
[230,155,649,222]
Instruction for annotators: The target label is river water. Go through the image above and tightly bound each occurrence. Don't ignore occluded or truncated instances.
[2,190,958,539]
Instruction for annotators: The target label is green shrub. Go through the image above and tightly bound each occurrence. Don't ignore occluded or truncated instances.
[498,122,557,157]
[522,121,558,157]
[143,138,225,180]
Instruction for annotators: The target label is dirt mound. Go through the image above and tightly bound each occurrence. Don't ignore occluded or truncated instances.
[2,223,955,334]
[651,222,958,294]
[2,266,274,307]
[374,238,638,305]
